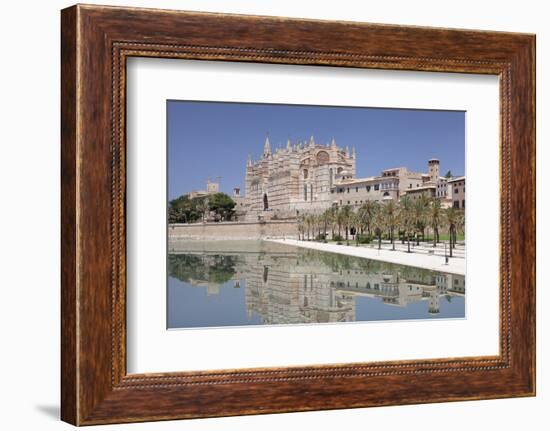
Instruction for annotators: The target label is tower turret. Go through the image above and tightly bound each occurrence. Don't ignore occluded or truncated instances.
[428,158,440,183]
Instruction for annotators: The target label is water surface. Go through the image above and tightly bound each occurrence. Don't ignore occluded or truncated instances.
[167,240,465,329]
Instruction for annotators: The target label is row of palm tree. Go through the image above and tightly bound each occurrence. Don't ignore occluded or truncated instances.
[297,196,465,255]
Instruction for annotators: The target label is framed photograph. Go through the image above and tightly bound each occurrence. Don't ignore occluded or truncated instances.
[61,4,535,425]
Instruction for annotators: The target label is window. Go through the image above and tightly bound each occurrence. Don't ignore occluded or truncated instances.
[374,184,379,191]
[366,185,371,192]
[355,187,359,192]
[303,169,308,179]
[453,201,459,208]
[347,188,350,193]
[454,188,459,194]
[304,184,307,201]
[310,184,313,201]
[462,200,465,208]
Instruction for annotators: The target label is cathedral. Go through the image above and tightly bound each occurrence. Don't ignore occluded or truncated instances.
[243,136,356,220]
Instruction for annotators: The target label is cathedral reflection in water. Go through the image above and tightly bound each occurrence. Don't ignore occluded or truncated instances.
[167,241,465,329]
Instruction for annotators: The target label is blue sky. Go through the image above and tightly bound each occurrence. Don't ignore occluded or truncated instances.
[167,100,465,200]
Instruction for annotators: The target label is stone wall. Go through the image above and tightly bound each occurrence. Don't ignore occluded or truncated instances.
[168,220,298,241]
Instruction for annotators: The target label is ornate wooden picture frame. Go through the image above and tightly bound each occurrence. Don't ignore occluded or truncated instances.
[61,4,535,425]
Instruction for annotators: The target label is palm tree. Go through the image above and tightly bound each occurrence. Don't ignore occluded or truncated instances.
[315,213,323,240]
[328,206,337,239]
[456,209,465,243]
[429,198,442,247]
[382,200,399,250]
[305,213,316,241]
[297,214,305,240]
[399,196,415,253]
[444,207,459,257]
[413,195,430,245]
[347,210,360,246]
[372,205,385,249]
[357,201,378,236]
[340,205,353,244]
[336,207,345,239]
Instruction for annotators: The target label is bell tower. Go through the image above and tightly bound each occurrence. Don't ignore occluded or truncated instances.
[428,159,440,183]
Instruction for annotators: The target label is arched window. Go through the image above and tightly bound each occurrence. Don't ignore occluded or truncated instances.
[263,193,269,210]
[303,169,308,179]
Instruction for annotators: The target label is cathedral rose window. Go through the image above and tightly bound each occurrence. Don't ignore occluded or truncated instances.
[316,151,330,165]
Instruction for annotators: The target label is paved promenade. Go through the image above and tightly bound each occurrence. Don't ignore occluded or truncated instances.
[266,239,465,275]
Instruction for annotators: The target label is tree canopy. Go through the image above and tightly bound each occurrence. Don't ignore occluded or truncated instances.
[208,193,236,221]
[168,192,236,223]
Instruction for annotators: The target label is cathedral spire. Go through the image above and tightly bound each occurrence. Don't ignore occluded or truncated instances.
[352,146,356,158]
[330,137,336,149]
[247,153,252,167]
[287,138,292,151]
[309,135,315,147]
[345,146,350,157]
[263,135,271,158]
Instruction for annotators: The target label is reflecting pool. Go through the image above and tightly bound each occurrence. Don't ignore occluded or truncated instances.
[167,240,465,329]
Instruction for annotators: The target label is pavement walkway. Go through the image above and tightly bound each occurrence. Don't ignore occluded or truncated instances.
[266,239,465,275]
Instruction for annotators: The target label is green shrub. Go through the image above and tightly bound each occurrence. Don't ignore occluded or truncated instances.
[332,234,344,242]
[356,234,372,244]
